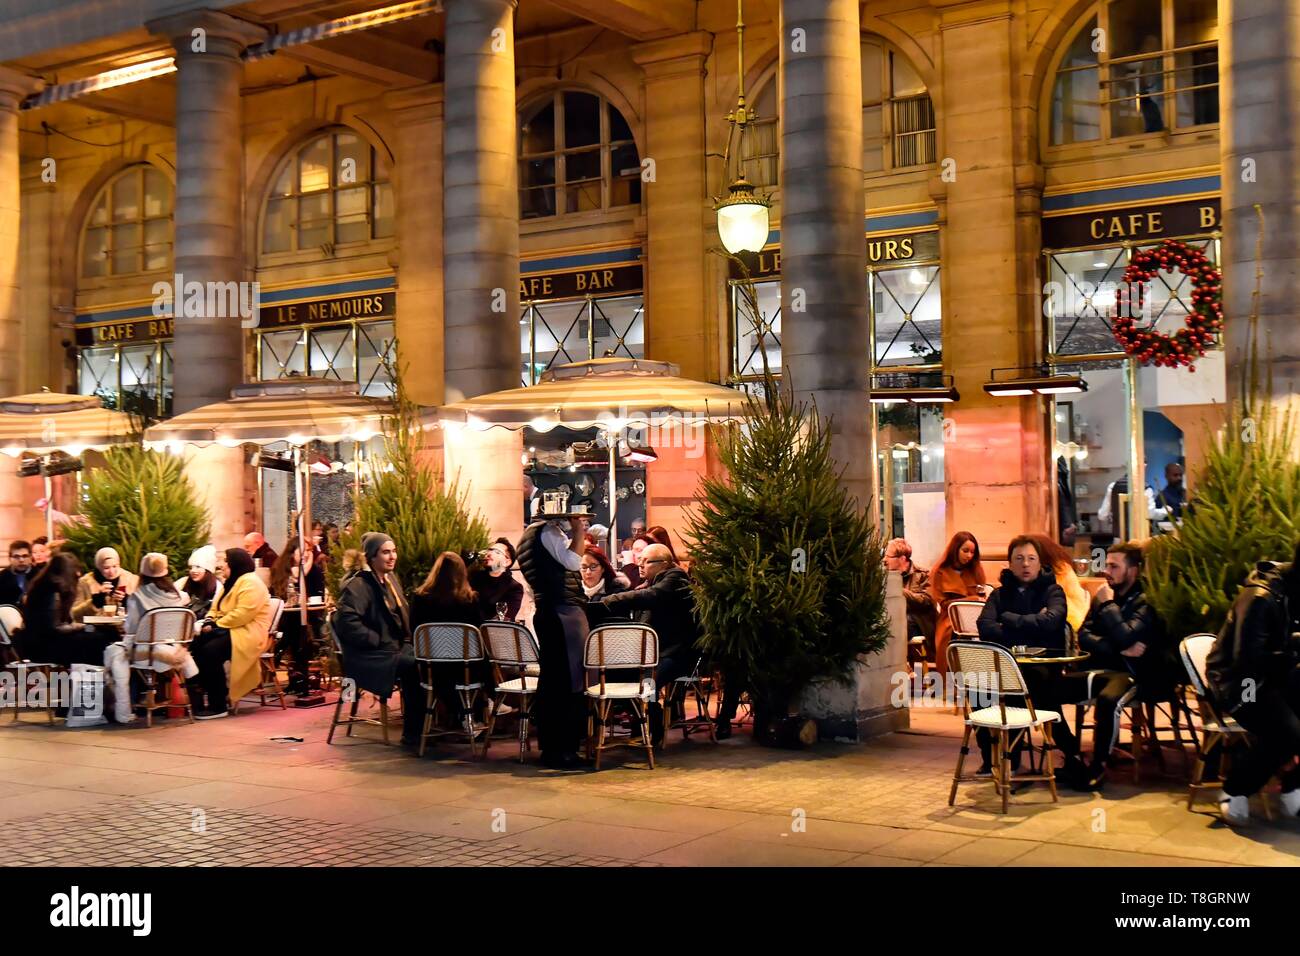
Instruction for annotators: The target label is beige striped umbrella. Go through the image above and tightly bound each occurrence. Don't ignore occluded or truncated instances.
[0,392,136,455]
[439,358,749,530]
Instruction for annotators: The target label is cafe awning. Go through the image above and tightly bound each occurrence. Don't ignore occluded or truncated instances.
[142,379,430,449]
[0,392,136,455]
[438,358,749,431]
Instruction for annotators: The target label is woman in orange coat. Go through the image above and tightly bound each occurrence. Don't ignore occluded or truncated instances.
[929,531,987,674]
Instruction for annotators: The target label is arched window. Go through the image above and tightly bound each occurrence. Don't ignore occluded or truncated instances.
[862,37,935,172]
[742,74,779,188]
[519,90,640,220]
[80,165,172,278]
[261,129,394,254]
[1050,0,1218,146]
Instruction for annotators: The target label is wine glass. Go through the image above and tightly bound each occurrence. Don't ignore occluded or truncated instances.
[495,601,508,622]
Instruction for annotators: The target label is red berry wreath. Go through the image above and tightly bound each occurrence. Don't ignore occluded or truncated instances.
[1113,238,1223,371]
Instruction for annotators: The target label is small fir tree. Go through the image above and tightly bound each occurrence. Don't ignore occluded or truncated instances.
[686,256,891,736]
[62,444,211,577]
[328,366,490,596]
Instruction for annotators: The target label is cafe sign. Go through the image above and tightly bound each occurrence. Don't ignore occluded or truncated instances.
[1042,197,1221,249]
[519,261,643,302]
[734,229,940,280]
[258,290,395,328]
[75,316,174,347]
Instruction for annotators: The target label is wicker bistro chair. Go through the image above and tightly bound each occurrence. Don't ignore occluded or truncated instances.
[240,598,286,712]
[947,640,1062,814]
[1179,633,1270,817]
[128,606,198,726]
[585,624,659,770]
[948,601,984,639]
[661,655,718,743]
[413,623,488,758]
[0,603,59,724]
[325,624,393,746]
[481,621,541,762]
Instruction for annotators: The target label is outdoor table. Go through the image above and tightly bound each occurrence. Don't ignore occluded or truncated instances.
[83,615,125,627]
[1008,650,1089,775]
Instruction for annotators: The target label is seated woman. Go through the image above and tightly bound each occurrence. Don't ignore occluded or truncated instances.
[1027,533,1090,640]
[18,553,117,667]
[929,531,987,675]
[189,548,273,720]
[467,538,524,623]
[104,553,202,724]
[579,547,630,628]
[410,552,485,731]
[269,537,318,695]
[180,546,223,620]
[70,547,139,623]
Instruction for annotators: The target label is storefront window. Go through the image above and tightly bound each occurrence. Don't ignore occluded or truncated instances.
[261,130,394,254]
[77,342,172,419]
[80,166,172,278]
[256,320,395,396]
[875,402,945,543]
[1049,0,1219,146]
[519,91,641,220]
[732,279,782,378]
[519,294,645,386]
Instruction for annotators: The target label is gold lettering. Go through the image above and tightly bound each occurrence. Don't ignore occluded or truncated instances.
[1199,205,1217,229]
[1128,213,1144,235]
[575,272,587,292]
[884,239,899,259]
[602,269,614,288]
[867,241,881,262]
[1147,211,1162,234]
[899,237,913,258]
[1107,217,1126,238]
[1090,218,1105,240]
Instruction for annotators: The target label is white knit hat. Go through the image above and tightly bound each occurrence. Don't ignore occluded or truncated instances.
[187,545,217,574]
[94,547,120,571]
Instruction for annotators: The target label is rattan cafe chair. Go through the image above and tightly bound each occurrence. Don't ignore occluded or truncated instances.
[480,620,541,763]
[129,606,198,727]
[0,603,59,724]
[239,597,287,712]
[413,623,487,758]
[661,655,717,743]
[947,639,1061,814]
[585,623,659,770]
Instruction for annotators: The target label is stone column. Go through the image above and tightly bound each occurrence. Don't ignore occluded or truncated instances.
[148,10,265,414]
[149,11,264,549]
[778,0,871,510]
[0,67,40,543]
[633,33,712,382]
[386,84,446,407]
[936,9,1050,551]
[442,0,523,542]
[1220,0,1300,408]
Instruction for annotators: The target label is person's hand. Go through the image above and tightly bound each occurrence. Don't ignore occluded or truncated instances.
[1093,583,1113,604]
[99,580,117,594]
[1121,641,1146,658]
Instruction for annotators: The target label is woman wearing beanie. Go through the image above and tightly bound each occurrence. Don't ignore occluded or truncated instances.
[181,546,223,620]
[189,548,273,719]
[104,553,202,724]
[70,547,139,623]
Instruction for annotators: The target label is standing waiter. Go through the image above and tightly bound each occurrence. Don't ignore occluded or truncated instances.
[517,502,590,769]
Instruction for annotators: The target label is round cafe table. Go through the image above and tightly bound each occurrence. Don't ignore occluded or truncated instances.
[82,615,125,628]
[1008,650,1089,775]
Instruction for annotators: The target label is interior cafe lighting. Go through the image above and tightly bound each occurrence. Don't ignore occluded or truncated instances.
[713,0,771,254]
[983,366,1088,397]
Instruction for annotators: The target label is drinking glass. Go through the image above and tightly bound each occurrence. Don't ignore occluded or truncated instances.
[495,601,508,622]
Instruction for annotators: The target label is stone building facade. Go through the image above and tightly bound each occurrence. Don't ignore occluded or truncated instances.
[0,0,1288,582]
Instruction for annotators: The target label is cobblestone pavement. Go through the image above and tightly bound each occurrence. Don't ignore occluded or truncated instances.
[0,700,1297,867]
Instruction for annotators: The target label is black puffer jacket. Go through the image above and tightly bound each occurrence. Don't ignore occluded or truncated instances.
[1078,580,1176,696]
[976,568,1068,649]
[598,566,699,661]
[1207,562,1300,714]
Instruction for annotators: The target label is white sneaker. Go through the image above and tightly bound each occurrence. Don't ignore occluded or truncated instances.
[494,702,516,718]
[1279,789,1300,817]
[1218,792,1250,826]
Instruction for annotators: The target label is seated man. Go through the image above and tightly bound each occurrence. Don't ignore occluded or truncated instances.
[975,535,1070,772]
[885,537,938,666]
[596,543,698,746]
[1071,543,1170,790]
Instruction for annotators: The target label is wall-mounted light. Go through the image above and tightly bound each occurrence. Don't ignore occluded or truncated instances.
[870,372,959,404]
[984,366,1088,397]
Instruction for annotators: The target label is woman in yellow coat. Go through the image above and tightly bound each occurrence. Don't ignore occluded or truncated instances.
[1028,534,1090,638]
[189,547,272,719]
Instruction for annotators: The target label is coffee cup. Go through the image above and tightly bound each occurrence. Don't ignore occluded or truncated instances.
[104,604,118,617]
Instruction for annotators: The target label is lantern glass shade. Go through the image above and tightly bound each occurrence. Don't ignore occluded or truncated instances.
[716,178,771,254]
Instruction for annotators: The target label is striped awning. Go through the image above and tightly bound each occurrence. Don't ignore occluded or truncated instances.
[244,0,442,61]
[143,380,429,448]
[0,393,136,455]
[438,358,751,430]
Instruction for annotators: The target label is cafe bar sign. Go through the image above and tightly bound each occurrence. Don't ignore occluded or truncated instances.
[258,289,395,328]
[75,315,173,347]
[519,261,643,302]
[1043,197,1221,249]
[734,229,940,280]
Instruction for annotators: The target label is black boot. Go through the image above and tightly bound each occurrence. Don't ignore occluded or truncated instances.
[184,678,206,713]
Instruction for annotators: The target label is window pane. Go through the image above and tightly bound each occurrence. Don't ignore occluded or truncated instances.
[521,99,556,154]
[119,345,157,418]
[335,187,368,244]
[1176,0,1217,45]
[893,95,935,167]
[734,279,782,375]
[372,182,394,239]
[111,223,140,274]
[1175,46,1219,127]
[112,170,140,221]
[298,192,331,248]
[861,41,884,105]
[1108,57,1166,136]
[533,299,587,371]
[1046,247,1128,355]
[335,133,371,185]
[1052,66,1101,144]
[565,148,601,184]
[563,91,601,148]
[263,198,293,253]
[89,194,108,228]
[607,102,633,143]
[309,326,355,381]
[1109,0,1163,59]
[591,295,644,360]
[1133,238,1217,339]
[1062,17,1100,68]
[142,218,170,271]
[863,105,884,173]
[357,321,395,397]
[874,265,941,366]
[298,136,331,193]
[259,329,306,380]
[520,157,556,219]
[610,143,641,207]
[891,52,925,97]
[743,117,779,188]
[79,347,117,405]
[270,161,294,198]
[82,227,107,277]
[143,168,170,217]
[159,343,173,418]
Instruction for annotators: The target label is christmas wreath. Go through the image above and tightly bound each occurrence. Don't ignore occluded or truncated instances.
[1114,238,1223,371]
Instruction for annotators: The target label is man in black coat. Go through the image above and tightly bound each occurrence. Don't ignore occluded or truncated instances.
[1071,543,1171,790]
[1206,543,1300,825]
[597,544,698,745]
[0,541,34,607]
[975,536,1071,772]
[331,532,420,745]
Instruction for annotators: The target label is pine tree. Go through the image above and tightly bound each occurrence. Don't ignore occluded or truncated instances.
[328,366,490,596]
[686,261,890,733]
[61,444,211,577]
